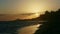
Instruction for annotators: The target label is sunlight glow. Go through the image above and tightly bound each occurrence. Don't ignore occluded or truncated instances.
[18,24,41,34]
[35,13,40,17]
[18,13,40,20]
[27,3,40,13]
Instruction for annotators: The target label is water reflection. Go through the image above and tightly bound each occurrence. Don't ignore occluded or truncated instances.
[18,24,41,34]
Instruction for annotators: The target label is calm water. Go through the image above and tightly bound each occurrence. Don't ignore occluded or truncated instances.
[17,24,41,34]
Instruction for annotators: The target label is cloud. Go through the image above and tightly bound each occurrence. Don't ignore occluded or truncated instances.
[0,13,40,21]
[0,14,17,21]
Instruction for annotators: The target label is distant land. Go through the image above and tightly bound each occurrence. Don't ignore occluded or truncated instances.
[0,13,40,21]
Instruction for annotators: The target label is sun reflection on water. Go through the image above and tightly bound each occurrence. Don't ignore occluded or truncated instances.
[18,24,41,34]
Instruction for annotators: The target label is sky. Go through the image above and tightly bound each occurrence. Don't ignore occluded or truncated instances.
[0,0,60,20]
[0,13,40,21]
[0,0,60,14]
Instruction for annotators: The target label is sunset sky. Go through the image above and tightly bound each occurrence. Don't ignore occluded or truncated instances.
[0,0,60,14]
[0,0,60,34]
[0,0,60,20]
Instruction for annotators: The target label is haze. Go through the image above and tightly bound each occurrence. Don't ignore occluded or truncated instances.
[0,0,60,21]
[0,0,60,14]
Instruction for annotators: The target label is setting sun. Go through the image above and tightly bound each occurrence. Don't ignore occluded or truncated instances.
[35,13,40,17]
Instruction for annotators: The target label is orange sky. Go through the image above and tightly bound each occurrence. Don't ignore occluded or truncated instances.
[0,0,60,14]
[0,13,40,21]
[0,0,60,21]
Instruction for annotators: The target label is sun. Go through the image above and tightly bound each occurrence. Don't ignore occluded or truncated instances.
[35,13,40,17]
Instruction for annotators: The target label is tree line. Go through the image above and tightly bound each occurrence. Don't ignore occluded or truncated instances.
[34,9,60,34]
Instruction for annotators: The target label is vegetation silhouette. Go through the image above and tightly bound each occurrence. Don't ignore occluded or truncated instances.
[34,9,60,34]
